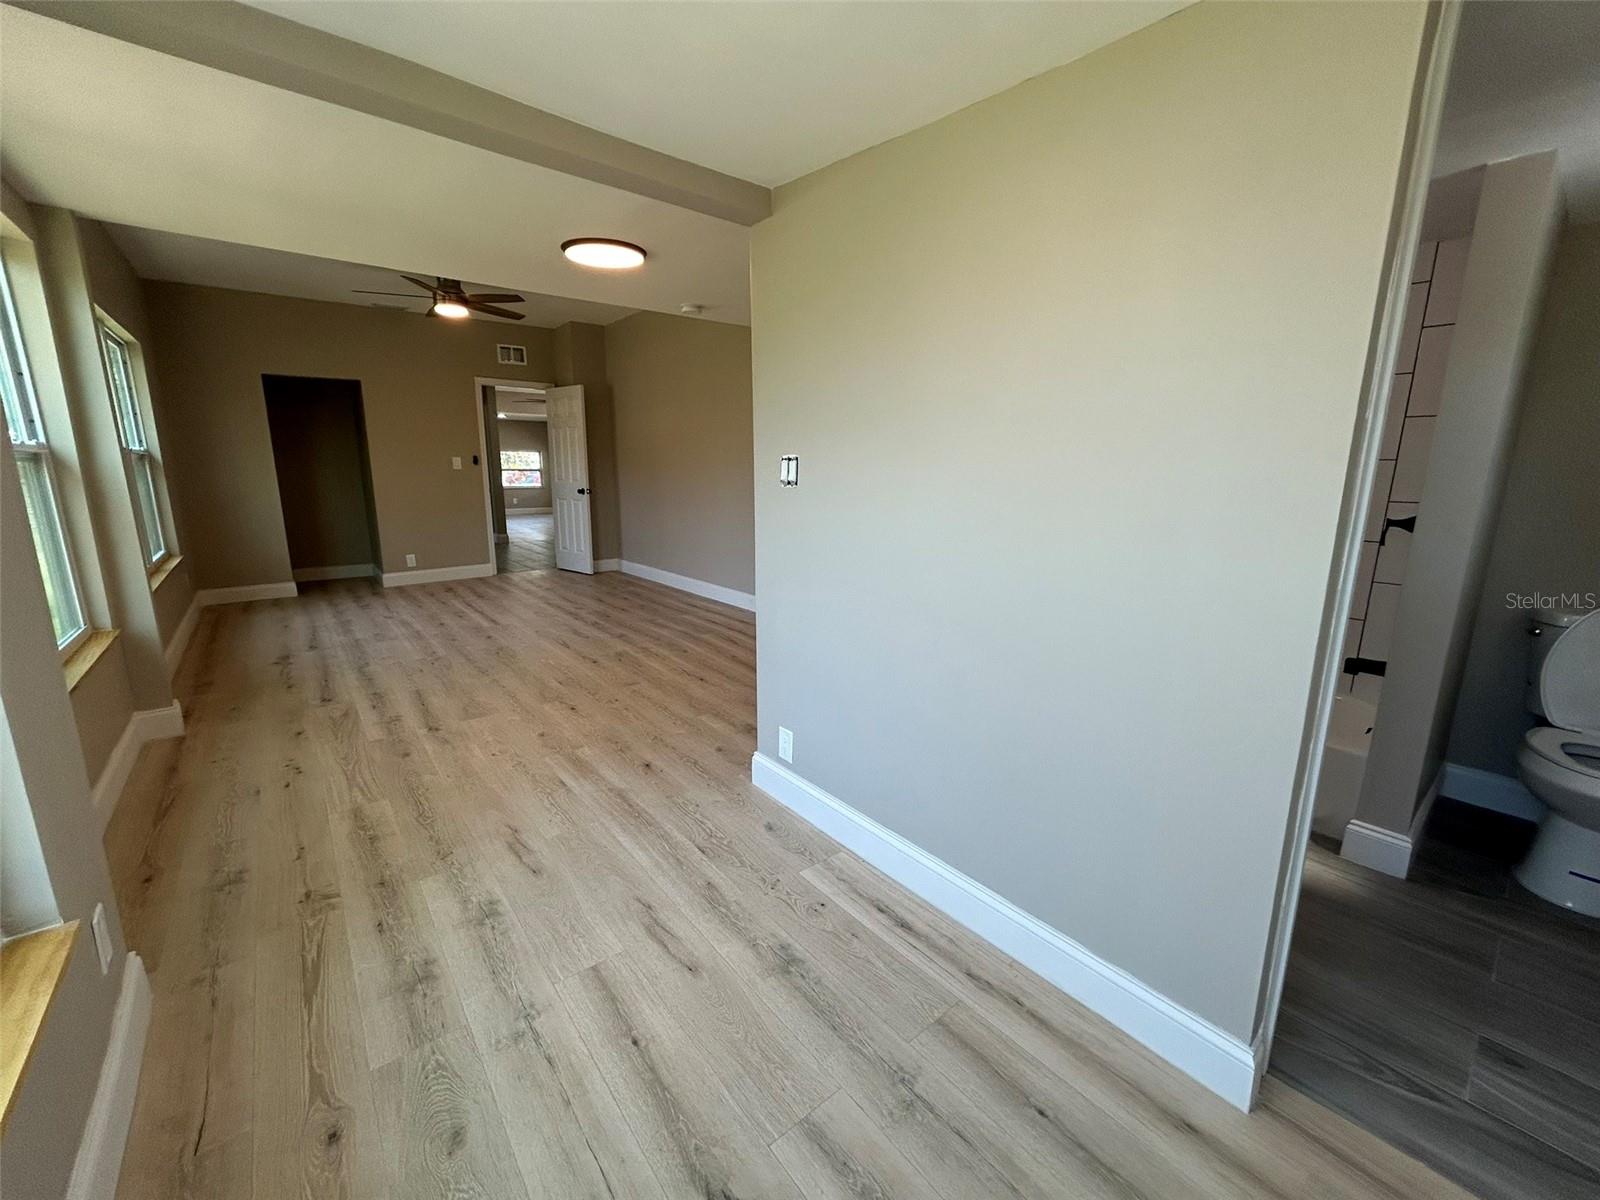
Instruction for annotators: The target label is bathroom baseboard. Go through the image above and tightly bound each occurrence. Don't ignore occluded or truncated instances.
[751,753,1260,1111]
[1441,763,1544,822]
[1341,820,1414,878]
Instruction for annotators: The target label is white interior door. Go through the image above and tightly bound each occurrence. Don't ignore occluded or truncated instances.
[545,385,594,573]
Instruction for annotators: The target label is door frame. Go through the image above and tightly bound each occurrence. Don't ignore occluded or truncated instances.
[472,376,552,573]
[1251,0,1462,1097]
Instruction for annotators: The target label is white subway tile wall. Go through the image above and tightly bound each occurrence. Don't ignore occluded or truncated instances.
[1342,234,1470,693]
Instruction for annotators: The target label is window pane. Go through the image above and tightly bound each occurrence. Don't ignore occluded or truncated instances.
[501,469,542,488]
[0,263,42,444]
[100,328,145,449]
[16,453,86,647]
[131,453,166,563]
[500,450,541,470]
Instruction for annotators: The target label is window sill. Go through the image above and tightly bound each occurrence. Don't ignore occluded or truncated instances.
[0,921,80,1134]
[63,628,119,693]
[147,553,182,592]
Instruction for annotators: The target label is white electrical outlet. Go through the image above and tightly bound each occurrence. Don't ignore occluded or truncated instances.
[405,553,417,567]
[451,456,462,470]
[90,902,113,974]
[777,726,794,763]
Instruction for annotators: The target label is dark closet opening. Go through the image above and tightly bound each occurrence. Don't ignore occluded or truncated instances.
[263,375,382,581]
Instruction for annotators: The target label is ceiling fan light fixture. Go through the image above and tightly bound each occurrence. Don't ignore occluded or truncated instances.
[562,238,647,270]
[431,298,471,319]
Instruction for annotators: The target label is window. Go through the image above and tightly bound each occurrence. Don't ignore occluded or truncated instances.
[1,259,89,654]
[501,448,542,489]
[97,324,167,566]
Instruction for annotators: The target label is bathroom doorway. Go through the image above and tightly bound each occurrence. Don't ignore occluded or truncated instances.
[1259,4,1600,1197]
[263,374,381,583]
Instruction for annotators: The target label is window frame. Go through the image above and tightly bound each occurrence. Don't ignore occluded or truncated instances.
[499,447,544,490]
[1,255,91,660]
[96,321,170,571]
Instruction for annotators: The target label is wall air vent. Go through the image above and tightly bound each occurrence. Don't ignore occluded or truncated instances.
[496,344,528,366]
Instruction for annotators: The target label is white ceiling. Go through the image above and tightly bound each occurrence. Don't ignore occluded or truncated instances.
[246,1,1189,187]
[0,6,753,322]
[1436,0,1600,222]
[105,225,637,327]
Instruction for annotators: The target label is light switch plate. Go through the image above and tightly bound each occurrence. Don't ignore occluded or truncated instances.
[451,456,462,470]
[405,553,417,567]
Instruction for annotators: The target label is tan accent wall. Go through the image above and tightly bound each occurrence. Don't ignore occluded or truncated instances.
[34,211,178,713]
[143,283,554,586]
[749,0,1428,1039]
[552,322,621,561]
[67,639,136,784]
[497,418,551,510]
[76,216,196,651]
[608,312,753,592]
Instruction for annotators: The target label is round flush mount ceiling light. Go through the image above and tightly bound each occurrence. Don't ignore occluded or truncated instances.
[431,298,470,319]
[561,238,647,270]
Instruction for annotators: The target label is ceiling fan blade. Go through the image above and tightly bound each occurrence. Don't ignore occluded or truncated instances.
[466,301,525,320]
[400,274,441,293]
[352,289,426,297]
[463,292,524,304]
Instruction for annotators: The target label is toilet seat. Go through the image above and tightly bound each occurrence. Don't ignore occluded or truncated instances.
[1523,726,1600,781]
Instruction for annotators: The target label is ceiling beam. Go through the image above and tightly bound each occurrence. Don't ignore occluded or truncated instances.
[13,0,772,227]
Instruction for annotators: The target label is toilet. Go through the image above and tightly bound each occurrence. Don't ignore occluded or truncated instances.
[1515,608,1600,916]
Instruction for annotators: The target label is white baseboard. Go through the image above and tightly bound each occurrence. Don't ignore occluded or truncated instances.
[163,595,199,679]
[1340,819,1413,878]
[380,561,495,588]
[621,560,756,612]
[594,558,621,573]
[91,703,185,833]
[291,563,375,582]
[509,506,552,514]
[195,581,298,605]
[750,753,1259,1110]
[1441,762,1544,821]
[65,953,152,1200]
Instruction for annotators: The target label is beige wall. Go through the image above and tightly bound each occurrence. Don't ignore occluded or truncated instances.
[264,375,378,572]
[1446,220,1600,778]
[0,421,130,1200]
[750,0,1427,1040]
[609,311,753,592]
[497,418,551,510]
[144,283,554,585]
[76,216,196,650]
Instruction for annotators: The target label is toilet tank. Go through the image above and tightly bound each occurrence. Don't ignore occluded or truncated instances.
[1527,608,1592,717]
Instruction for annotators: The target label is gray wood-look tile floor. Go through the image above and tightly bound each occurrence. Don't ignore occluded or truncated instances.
[495,511,555,573]
[1272,802,1600,1200]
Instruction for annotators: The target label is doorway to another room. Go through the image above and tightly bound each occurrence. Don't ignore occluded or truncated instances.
[479,379,595,575]
[495,391,554,573]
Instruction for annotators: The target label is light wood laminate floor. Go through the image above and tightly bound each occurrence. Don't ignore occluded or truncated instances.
[107,571,1477,1199]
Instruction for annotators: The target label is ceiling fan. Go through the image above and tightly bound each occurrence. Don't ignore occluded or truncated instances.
[352,275,526,320]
